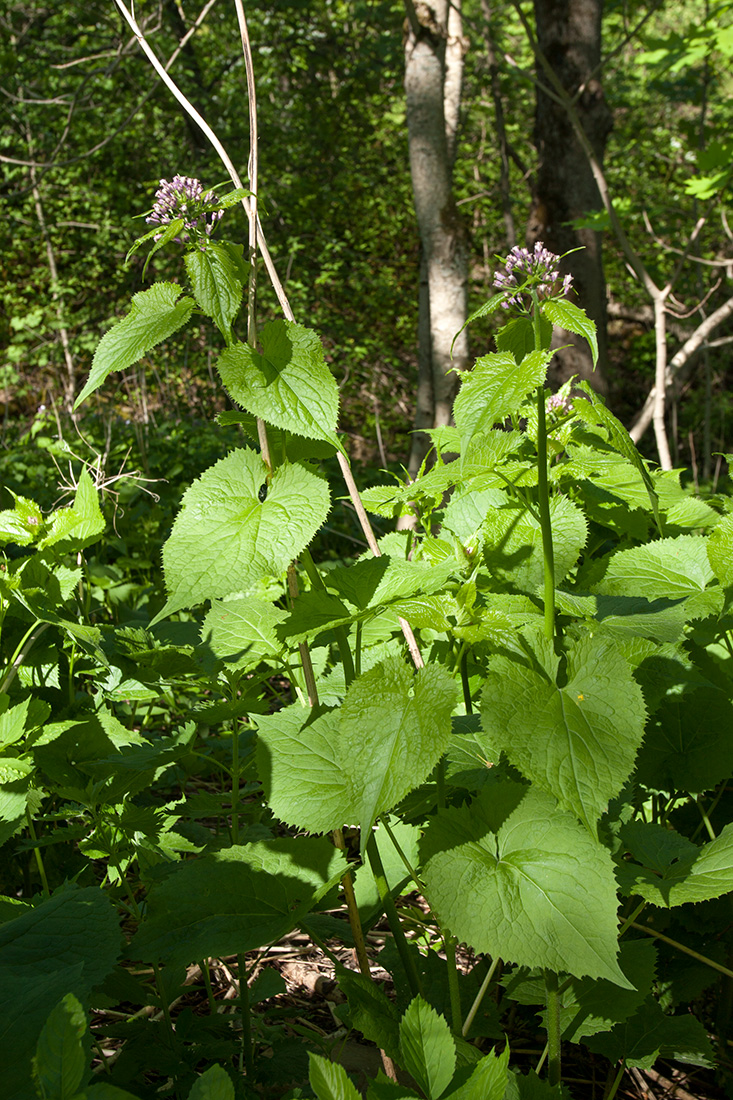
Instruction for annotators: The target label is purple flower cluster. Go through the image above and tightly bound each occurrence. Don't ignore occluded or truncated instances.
[146,176,223,242]
[494,241,572,310]
[546,392,574,417]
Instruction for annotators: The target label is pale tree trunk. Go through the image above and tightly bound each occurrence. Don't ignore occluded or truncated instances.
[529,0,612,395]
[404,0,469,478]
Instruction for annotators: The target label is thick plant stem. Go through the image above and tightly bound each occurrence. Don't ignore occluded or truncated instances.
[286,565,319,707]
[445,936,463,1033]
[605,1061,626,1100]
[536,385,555,642]
[532,296,555,642]
[366,831,423,999]
[300,548,356,685]
[332,828,371,977]
[545,968,562,1086]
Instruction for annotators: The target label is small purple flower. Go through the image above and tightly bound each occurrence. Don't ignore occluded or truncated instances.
[146,175,223,243]
[546,392,574,417]
[493,241,573,311]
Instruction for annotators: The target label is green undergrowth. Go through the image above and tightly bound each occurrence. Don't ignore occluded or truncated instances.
[1,190,732,1100]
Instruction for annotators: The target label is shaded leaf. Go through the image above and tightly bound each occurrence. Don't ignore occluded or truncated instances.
[32,993,86,1100]
[130,839,346,968]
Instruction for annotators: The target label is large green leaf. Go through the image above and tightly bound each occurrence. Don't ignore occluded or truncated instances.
[454,350,550,450]
[481,634,646,831]
[32,993,86,1100]
[328,555,454,612]
[130,838,346,968]
[217,320,341,447]
[74,283,195,408]
[0,885,121,1100]
[157,449,330,619]
[597,535,713,602]
[399,997,455,1100]
[339,658,458,846]
[621,821,733,906]
[422,784,630,986]
[259,662,457,842]
[185,242,245,342]
[256,706,353,834]
[483,496,587,593]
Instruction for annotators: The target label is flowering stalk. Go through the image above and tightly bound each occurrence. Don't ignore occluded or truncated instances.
[532,289,556,643]
[493,242,572,642]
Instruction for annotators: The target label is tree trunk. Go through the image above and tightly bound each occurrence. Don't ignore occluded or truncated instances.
[404,0,469,477]
[530,0,612,394]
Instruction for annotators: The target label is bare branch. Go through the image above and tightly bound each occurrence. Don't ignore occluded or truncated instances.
[629,295,733,444]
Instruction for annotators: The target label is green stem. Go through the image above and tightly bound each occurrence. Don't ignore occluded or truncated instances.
[301,547,356,685]
[238,953,255,1076]
[695,793,717,841]
[201,959,217,1015]
[545,969,562,1086]
[536,384,555,642]
[605,1061,626,1100]
[462,955,500,1037]
[381,816,423,892]
[445,936,462,1034]
[459,647,473,714]
[26,810,50,897]
[532,293,555,643]
[366,831,422,998]
[0,621,49,693]
[333,828,372,978]
[436,756,446,810]
[692,779,727,842]
[618,898,647,938]
[153,963,176,1048]
[231,727,240,845]
[628,920,733,979]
